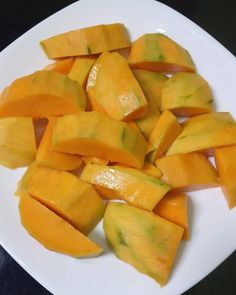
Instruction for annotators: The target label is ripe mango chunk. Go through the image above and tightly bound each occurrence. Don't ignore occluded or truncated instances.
[36,118,82,171]
[81,163,170,211]
[19,193,103,257]
[87,52,147,121]
[156,153,219,192]
[40,23,130,59]
[44,57,75,74]
[52,112,147,168]
[17,164,105,235]
[167,112,236,156]
[161,72,214,116]
[103,202,184,286]
[147,111,181,163]
[215,146,236,209]
[0,117,36,168]
[154,193,189,240]
[128,33,195,73]
[0,71,86,118]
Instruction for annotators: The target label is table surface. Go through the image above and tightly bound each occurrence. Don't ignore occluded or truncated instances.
[0,1,236,294]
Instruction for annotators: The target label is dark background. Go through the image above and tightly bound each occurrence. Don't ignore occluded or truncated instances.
[0,0,236,294]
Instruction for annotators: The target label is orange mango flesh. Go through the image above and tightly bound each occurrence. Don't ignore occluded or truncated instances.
[128,33,196,73]
[161,72,214,116]
[155,153,219,192]
[141,162,162,178]
[52,112,147,168]
[147,111,182,163]
[17,163,105,235]
[214,146,236,209]
[0,117,36,169]
[81,163,170,211]
[0,71,86,118]
[19,193,103,257]
[87,51,147,121]
[43,57,75,74]
[36,118,82,171]
[153,193,189,240]
[40,23,130,59]
[167,112,236,156]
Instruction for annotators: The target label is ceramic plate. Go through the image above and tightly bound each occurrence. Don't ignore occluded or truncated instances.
[0,0,236,294]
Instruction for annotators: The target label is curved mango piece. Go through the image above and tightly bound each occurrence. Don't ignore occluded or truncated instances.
[43,57,75,74]
[40,23,130,59]
[19,193,103,257]
[128,33,195,73]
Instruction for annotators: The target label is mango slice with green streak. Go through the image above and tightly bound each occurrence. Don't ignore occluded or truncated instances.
[87,51,147,121]
[103,202,184,286]
[52,112,147,168]
[161,72,214,116]
[81,163,170,211]
[128,33,195,73]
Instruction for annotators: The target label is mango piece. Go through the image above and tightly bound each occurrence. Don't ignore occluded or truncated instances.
[147,111,181,163]
[44,57,75,74]
[0,117,36,168]
[215,146,236,209]
[17,164,105,235]
[36,118,82,171]
[141,162,162,178]
[167,112,236,156]
[87,52,147,121]
[128,33,195,73]
[40,23,130,59]
[153,193,189,240]
[94,186,117,201]
[161,72,214,116]
[155,153,219,192]
[19,193,103,257]
[81,163,170,211]
[52,112,147,168]
[0,70,86,118]
[103,202,183,286]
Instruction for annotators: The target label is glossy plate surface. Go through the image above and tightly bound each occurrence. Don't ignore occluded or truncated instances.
[0,0,236,294]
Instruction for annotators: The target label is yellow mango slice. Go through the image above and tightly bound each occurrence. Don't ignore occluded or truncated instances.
[17,164,105,235]
[87,52,147,121]
[155,153,219,192]
[19,193,103,257]
[36,118,82,171]
[167,112,236,156]
[128,33,195,73]
[44,57,75,74]
[146,111,181,163]
[141,162,162,178]
[161,72,214,116]
[103,202,183,286]
[215,146,236,209]
[81,163,170,211]
[0,117,36,168]
[0,71,86,118]
[52,112,147,168]
[153,193,189,240]
[40,23,130,59]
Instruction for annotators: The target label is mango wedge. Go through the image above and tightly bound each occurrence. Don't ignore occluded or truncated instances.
[52,112,147,168]
[215,146,236,209]
[0,117,36,168]
[103,202,184,286]
[44,57,75,74]
[81,163,170,211]
[19,193,103,257]
[156,153,219,192]
[0,71,86,118]
[87,52,147,121]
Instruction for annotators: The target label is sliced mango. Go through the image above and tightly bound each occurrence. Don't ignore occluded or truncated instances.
[40,23,130,59]
[0,117,36,168]
[19,193,103,257]
[87,52,147,121]
[128,33,195,73]
[0,71,86,118]
[103,202,184,286]
[155,153,219,192]
[141,162,162,178]
[44,57,75,74]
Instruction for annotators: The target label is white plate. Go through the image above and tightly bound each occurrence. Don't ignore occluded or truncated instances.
[0,0,236,294]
